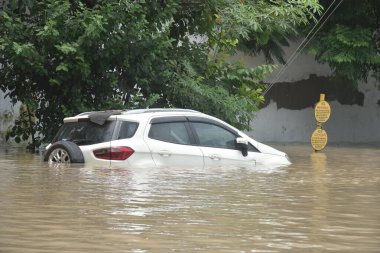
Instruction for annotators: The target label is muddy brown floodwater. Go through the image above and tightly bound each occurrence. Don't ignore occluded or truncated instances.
[0,144,379,252]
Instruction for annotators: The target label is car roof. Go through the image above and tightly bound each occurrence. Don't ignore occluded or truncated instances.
[64,108,207,124]
[76,108,200,117]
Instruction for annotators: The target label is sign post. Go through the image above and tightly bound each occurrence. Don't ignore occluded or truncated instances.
[311,94,331,151]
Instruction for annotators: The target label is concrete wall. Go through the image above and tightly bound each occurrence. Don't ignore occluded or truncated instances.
[0,90,20,143]
[234,44,380,143]
[249,85,380,143]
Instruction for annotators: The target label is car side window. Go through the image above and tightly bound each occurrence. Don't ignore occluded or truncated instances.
[192,122,236,149]
[118,121,139,139]
[148,122,191,145]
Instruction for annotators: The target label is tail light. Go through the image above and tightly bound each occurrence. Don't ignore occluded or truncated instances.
[93,147,134,160]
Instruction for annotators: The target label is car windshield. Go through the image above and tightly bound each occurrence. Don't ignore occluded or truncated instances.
[52,120,116,145]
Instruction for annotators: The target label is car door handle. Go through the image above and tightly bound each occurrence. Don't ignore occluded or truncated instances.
[158,150,171,157]
[209,154,221,161]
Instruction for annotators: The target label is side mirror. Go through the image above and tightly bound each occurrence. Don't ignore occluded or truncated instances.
[236,137,248,157]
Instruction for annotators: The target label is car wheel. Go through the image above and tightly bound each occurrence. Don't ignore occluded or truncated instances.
[44,141,84,164]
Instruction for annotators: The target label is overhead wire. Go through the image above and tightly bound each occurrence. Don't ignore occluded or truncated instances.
[262,0,344,96]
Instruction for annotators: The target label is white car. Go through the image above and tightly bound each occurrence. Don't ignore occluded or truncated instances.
[44,109,290,168]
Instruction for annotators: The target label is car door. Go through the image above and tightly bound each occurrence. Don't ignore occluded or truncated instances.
[190,121,258,167]
[144,118,204,168]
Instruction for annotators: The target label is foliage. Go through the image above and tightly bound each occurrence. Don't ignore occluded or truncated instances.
[308,0,380,84]
[0,0,321,150]
[175,0,322,63]
[226,0,323,64]
[1,0,175,149]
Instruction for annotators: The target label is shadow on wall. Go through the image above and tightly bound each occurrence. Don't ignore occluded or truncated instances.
[263,74,365,110]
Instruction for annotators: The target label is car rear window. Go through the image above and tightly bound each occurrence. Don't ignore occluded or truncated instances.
[52,121,117,145]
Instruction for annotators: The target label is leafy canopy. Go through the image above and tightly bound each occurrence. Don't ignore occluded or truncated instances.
[308,0,380,84]
[0,0,321,150]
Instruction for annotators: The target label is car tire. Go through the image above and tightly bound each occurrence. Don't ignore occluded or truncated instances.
[44,141,84,164]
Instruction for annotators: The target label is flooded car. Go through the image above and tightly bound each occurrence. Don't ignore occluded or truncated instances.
[44,109,291,167]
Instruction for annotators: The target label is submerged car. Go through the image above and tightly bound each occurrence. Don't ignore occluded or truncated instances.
[44,109,290,167]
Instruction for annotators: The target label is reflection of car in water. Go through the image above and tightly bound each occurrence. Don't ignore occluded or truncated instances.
[44,109,291,168]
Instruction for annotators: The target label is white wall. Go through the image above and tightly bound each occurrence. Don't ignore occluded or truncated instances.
[249,88,380,143]
[235,42,380,143]
[0,90,20,143]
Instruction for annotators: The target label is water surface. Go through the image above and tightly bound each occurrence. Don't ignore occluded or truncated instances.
[0,144,379,252]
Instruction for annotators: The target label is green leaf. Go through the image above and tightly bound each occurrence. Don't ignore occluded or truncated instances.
[55,43,77,54]
[12,42,23,55]
[49,79,61,86]
[56,63,69,72]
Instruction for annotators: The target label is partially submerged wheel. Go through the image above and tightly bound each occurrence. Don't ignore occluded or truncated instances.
[48,148,71,164]
[44,141,84,164]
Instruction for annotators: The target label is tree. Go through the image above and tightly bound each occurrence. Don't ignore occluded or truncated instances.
[0,0,321,150]
[1,0,178,150]
[307,0,380,84]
